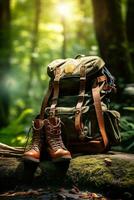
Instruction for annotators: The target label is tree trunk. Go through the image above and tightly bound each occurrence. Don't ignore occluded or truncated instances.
[126,0,134,67]
[0,0,11,127]
[91,0,134,83]
[27,0,42,90]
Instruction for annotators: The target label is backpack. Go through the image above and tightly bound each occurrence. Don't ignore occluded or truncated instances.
[39,55,121,154]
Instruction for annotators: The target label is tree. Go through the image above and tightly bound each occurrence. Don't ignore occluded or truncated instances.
[0,0,11,127]
[27,0,42,90]
[91,0,134,83]
[126,0,134,67]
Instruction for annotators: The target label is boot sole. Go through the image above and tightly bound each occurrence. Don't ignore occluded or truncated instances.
[52,155,72,163]
[23,155,40,163]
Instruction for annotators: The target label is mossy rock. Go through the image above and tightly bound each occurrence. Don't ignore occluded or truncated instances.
[0,152,134,197]
[66,154,134,195]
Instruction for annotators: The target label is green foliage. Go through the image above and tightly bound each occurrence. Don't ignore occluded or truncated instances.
[120,116,134,131]
[0,109,33,146]
[120,116,134,152]
[112,116,134,153]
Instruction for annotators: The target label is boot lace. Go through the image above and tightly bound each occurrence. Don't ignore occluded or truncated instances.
[45,118,65,151]
[24,127,40,152]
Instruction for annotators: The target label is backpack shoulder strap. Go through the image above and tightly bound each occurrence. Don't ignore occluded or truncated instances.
[92,78,108,147]
[49,67,61,117]
[75,65,86,139]
[39,66,62,119]
[39,81,53,119]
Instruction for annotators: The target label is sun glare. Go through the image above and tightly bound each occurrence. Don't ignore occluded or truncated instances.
[57,3,72,17]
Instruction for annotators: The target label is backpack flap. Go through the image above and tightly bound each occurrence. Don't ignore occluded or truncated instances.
[47,56,105,79]
[47,56,106,96]
[47,59,65,78]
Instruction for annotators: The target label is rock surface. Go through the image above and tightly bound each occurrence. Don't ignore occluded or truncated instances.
[0,151,134,198]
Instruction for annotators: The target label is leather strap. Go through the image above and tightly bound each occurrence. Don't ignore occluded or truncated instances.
[75,65,86,139]
[39,66,63,119]
[92,80,108,147]
[49,67,61,116]
[39,81,53,120]
[97,75,107,83]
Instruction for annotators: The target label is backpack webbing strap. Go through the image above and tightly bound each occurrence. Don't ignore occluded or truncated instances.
[75,65,86,139]
[49,67,61,117]
[92,80,108,147]
[39,81,53,120]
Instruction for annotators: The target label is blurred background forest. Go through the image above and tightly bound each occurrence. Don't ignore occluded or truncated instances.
[0,0,134,152]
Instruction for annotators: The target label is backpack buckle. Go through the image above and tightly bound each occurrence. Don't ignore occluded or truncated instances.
[80,77,86,81]
[75,108,81,115]
[49,109,56,117]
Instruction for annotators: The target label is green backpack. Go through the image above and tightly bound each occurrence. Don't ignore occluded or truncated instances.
[39,55,121,153]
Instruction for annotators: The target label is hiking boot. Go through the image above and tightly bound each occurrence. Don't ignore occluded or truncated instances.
[44,117,72,162]
[23,119,44,163]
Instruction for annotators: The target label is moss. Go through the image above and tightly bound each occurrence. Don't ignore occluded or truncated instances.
[67,154,134,192]
[0,153,133,196]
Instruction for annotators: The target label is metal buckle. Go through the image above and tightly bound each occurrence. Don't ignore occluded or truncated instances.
[75,109,81,114]
[80,77,86,81]
[49,109,55,117]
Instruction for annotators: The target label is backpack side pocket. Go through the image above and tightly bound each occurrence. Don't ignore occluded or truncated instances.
[104,110,121,145]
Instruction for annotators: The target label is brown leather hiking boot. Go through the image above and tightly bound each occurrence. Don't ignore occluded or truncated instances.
[23,119,44,163]
[44,117,72,162]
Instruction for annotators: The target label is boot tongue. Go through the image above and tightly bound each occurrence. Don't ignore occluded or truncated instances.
[34,119,44,129]
[49,117,58,126]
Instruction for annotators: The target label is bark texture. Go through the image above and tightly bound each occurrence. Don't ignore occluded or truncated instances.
[91,0,134,82]
[126,0,134,67]
[0,0,11,127]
